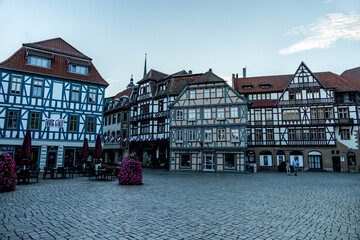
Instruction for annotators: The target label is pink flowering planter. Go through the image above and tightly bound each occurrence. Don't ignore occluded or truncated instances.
[117,154,143,185]
[0,152,17,192]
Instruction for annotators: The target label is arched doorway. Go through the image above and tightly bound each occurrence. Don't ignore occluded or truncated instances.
[290,151,303,167]
[276,151,286,166]
[260,150,272,167]
[308,151,322,169]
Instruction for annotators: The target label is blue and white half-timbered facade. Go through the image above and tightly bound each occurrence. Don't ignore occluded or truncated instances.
[0,38,108,169]
[169,71,251,172]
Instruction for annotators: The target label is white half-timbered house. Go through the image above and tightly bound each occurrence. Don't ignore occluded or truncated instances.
[233,62,359,172]
[169,70,251,172]
[103,79,133,163]
[0,38,108,169]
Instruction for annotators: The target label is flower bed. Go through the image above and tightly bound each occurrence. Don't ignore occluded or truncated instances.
[0,152,17,192]
[117,153,142,185]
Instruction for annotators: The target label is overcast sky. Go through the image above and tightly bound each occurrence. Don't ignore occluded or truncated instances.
[0,0,359,97]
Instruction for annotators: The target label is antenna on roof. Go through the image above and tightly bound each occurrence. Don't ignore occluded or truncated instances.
[143,53,147,77]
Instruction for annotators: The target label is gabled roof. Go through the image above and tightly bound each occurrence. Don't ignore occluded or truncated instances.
[341,66,360,89]
[23,37,91,60]
[105,87,133,113]
[235,71,357,94]
[189,71,224,85]
[0,38,108,86]
[137,69,168,84]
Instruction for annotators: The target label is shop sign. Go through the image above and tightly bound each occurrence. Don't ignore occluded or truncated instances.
[45,119,64,128]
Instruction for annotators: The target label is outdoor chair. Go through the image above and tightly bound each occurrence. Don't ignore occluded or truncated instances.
[56,167,66,179]
[17,169,30,184]
[104,168,114,181]
[113,167,120,180]
[29,168,40,183]
[67,167,74,178]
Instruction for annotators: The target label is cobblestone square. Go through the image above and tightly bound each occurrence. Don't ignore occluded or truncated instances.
[1,170,359,240]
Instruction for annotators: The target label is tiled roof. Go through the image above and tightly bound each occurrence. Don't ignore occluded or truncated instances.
[106,87,133,112]
[166,74,203,95]
[190,71,224,85]
[138,69,168,84]
[341,67,360,89]
[0,38,108,86]
[112,87,133,100]
[23,37,91,60]
[234,71,357,94]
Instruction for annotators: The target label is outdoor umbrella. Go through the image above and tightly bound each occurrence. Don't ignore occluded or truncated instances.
[81,138,89,164]
[94,134,102,164]
[19,130,31,167]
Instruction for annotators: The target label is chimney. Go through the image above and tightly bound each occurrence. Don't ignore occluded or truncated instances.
[243,67,246,78]
[189,70,192,74]
[209,68,212,72]
[236,73,238,78]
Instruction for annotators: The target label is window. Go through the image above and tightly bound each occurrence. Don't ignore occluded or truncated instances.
[307,90,319,99]
[265,109,273,121]
[255,110,261,121]
[32,79,43,98]
[190,90,196,99]
[69,64,88,75]
[123,112,128,122]
[296,129,302,140]
[188,109,196,121]
[204,89,210,98]
[338,108,349,119]
[158,100,164,112]
[310,129,317,140]
[117,113,121,124]
[217,108,225,120]
[30,112,41,130]
[311,108,318,119]
[87,117,95,133]
[189,130,196,141]
[176,110,183,120]
[230,107,238,118]
[247,129,251,142]
[216,88,223,98]
[340,129,350,140]
[180,154,191,168]
[288,129,295,140]
[218,129,225,141]
[140,104,149,114]
[27,56,51,68]
[88,88,97,104]
[69,116,78,132]
[140,121,150,134]
[132,126,138,135]
[112,114,116,124]
[159,84,165,92]
[158,120,165,133]
[10,76,22,95]
[133,107,137,116]
[255,129,262,141]
[324,108,333,119]
[204,108,211,119]
[231,129,240,142]
[108,115,111,125]
[71,85,80,102]
[282,109,300,120]
[303,129,310,140]
[204,129,212,142]
[104,116,108,126]
[266,129,274,141]
[7,110,19,130]
[224,154,235,169]
[176,130,184,142]
[318,128,325,140]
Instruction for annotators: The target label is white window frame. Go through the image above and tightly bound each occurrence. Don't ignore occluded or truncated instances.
[230,107,239,118]
[188,109,196,121]
[216,88,223,98]
[204,129,212,143]
[176,110,184,120]
[231,129,240,142]
[176,130,184,143]
[217,108,225,120]
[189,90,196,100]
[204,89,210,99]
[189,130,196,142]
[204,108,211,120]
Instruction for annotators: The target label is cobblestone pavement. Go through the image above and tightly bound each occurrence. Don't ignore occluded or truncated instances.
[1,170,359,240]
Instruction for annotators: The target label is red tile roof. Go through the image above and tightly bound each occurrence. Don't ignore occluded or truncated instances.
[0,38,108,86]
[341,67,360,89]
[234,71,357,94]
[190,71,224,85]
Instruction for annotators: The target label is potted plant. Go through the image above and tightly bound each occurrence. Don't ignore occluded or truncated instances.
[117,153,143,185]
[0,152,17,192]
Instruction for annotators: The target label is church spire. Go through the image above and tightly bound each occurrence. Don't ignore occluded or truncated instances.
[143,53,147,77]
[127,74,134,88]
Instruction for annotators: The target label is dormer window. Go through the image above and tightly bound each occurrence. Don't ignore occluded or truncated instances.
[27,56,51,68]
[69,64,88,75]
[242,83,253,90]
[159,84,165,92]
[259,82,271,89]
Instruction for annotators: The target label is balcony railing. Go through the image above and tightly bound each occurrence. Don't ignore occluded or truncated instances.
[335,118,354,125]
[130,111,169,122]
[138,93,151,101]
[288,82,321,89]
[277,98,334,106]
[248,140,334,146]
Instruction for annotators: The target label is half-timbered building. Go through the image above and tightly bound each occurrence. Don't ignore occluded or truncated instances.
[103,78,133,163]
[129,69,202,168]
[169,70,251,172]
[233,62,359,172]
[0,38,108,169]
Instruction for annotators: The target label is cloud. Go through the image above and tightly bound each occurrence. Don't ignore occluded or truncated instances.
[279,13,360,55]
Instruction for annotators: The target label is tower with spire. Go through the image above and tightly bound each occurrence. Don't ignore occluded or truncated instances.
[127,74,134,88]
